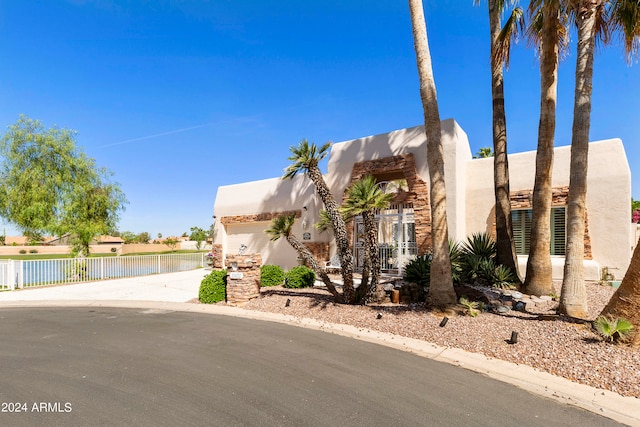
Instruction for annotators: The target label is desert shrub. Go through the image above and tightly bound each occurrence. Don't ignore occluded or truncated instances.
[404,241,464,291]
[462,232,496,259]
[284,266,315,289]
[19,249,27,254]
[492,264,517,289]
[260,264,285,287]
[594,315,634,343]
[29,249,38,254]
[199,269,227,303]
[404,254,432,290]
[459,297,483,317]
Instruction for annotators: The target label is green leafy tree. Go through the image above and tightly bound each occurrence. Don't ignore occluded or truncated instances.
[136,232,151,244]
[164,237,178,252]
[120,231,137,244]
[189,226,207,250]
[0,116,126,256]
[208,223,217,242]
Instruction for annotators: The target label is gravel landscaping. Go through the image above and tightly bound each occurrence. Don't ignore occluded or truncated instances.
[233,280,640,399]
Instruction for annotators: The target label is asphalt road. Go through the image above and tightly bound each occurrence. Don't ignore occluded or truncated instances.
[0,307,623,427]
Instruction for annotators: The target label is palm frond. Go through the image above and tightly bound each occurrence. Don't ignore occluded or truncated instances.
[314,209,333,234]
[610,0,640,62]
[494,6,525,69]
[265,214,295,241]
[282,139,331,180]
[341,175,394,218]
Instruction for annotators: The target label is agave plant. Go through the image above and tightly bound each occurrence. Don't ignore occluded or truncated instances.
[492,264,516,289]
[459,297,482,317]
[462,232,497,260]
[403,254,432,290]
[594,315,634,343]
[448,239,464,284]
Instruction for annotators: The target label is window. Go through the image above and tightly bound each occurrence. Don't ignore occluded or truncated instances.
[512,207,566,256]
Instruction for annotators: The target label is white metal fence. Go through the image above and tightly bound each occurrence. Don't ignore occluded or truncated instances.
[0,253,206,291]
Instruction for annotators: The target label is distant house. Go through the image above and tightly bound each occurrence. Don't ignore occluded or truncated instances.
[213,119,634,282]
[4,236,30,246]
[93,235,125,245]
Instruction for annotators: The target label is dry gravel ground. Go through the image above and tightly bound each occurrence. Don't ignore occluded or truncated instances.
[230,281,640,399]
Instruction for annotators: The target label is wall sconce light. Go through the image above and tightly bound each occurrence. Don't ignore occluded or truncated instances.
[230,262,238,271]
[301,219,308,230]
[303,206,308,211]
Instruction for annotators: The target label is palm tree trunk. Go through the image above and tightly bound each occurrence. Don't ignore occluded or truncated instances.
[524,1,559,297]
[363,211,386,303]
[408,0,456,307]
[600,242,640,347]
[285,234,343,303]
[559,0,599,318]
[306,166,356,303]
[488,0,520,283]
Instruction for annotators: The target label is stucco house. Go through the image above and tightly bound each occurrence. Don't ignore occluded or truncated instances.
[213,119,634,282]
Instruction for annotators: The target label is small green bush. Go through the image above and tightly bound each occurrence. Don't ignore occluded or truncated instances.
[29,249,38,254]
[284,266,315,288]
[260,264,285,287]
[199,269,227,303]
[19,249,27,254]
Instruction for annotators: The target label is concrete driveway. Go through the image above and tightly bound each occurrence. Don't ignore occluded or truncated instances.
[0,269,208,302]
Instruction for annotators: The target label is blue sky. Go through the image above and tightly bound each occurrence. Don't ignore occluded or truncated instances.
[1,1,638,238]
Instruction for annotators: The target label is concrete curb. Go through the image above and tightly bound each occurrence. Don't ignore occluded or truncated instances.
[2,299,639,426]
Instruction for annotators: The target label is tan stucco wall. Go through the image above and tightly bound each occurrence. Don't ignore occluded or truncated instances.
[325,118,471,241]
[213,122,633,280]
[465,138,632,280]
[0,245,122,255]
[214,174,328,269]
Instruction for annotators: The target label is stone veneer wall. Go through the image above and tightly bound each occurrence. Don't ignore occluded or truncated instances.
[303,242,330,263]
[344,153,432,255]
[220,210,301,225]
[508,186,592,259]
[210,244,223,268]
[225,253,261,305]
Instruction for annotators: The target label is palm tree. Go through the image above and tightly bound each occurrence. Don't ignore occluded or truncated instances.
[523,0,567,296]
[265,214,342,301]
[598,0,640,343]
[283,139,356,303]
[342,175,394,304]
[559,0,606,318]
[600,242,640,347]
[477,0,524,284]
[408,0,457,307]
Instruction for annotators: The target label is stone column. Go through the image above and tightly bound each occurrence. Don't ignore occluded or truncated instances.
[225,253,261,305]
